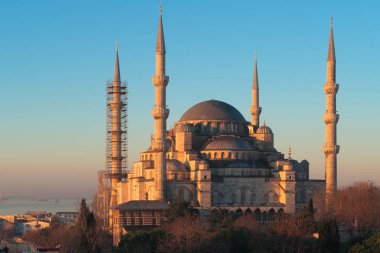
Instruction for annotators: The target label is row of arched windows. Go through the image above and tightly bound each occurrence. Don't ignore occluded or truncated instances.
[194,121,246,134]
[202,151,251,160]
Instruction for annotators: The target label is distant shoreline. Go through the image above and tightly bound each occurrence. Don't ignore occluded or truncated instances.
[0,196,91,215]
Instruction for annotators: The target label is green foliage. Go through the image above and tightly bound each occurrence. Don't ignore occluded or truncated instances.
[348,232,380,253]
[167,199,199,222]
[113,229,165,253]
[207,208,234,232]
[318,217,340,253]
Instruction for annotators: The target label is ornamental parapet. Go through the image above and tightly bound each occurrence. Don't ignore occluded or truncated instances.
[323,145,340,154]
[151,141,168,152]
[152,75,169,87]
[324,83,339,95]
[152,107,169,119]
[324,113,339,124]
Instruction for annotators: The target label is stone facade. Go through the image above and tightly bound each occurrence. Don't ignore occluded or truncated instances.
[109,6,334,244]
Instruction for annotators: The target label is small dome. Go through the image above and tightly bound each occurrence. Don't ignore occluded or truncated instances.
[203,136,251,151]
[257,124,273,134]
[166,159,188,172]
[175,123,193,132]
[179,100,246,122]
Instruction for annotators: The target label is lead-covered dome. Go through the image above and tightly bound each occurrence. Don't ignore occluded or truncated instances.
[203,136,251,151]
[257,125,273,134]
[179,100,246,122]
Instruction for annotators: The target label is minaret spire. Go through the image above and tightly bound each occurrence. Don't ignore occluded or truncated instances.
[152,2,169,201]
[156,2,166,53]
[323,17,339,212]
[114,42,120,83]
[250,51,262,129]
[328,17,335,62]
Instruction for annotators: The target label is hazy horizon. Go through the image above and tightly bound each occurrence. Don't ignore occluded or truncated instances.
[1,1,379,198]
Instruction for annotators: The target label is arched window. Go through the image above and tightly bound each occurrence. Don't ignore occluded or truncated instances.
[240,188,246,204]
[254,209,261,221]
[221,152,225,159]
[178,188,185,201]
[272,193,279,203]
[208,153,211,159]
[235,209,243,218]
[214,153,218,159]
[150,154,153,160]
[268,209,275,221]
[228,152,232,159]
[235,152,239,159]
[231,193,236,204]
[250,193,256,204]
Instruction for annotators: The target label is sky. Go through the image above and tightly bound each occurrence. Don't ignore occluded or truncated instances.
[0,1,379,198]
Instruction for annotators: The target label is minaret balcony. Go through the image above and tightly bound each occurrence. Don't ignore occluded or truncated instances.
[323,145,340,154]
[324,113,339,124]
[324,83,339,95]
[152,107,170,119]
[250,106,262,115]
[152,75,169,87]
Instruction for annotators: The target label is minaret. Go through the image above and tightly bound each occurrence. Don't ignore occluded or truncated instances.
[109,43,123,213]
[152,4,169,201]
[323,17,339,211]
[250,52,261,129]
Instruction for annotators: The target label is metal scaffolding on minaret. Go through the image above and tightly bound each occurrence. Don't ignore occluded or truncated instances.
[323,17,339,212]
[96,43,128,229]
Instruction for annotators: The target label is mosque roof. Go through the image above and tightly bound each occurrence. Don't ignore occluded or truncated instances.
[113,200,169,211]
[179,100,247,122]
[203,136,251,151]
[257,124,273,134]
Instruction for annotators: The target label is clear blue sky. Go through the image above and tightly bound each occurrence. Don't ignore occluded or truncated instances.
[0,1,379,198]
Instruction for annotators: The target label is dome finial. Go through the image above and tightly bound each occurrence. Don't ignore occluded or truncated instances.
[288,145,292,160]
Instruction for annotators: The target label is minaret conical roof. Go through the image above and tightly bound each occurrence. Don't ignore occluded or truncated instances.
[253,52,259,90]
[114,43,121,82]
[156,4,166,53]
[328,17,335,61]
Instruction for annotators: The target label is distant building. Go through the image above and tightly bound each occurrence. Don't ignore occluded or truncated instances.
[15,221,50,236]
[54,211,78,224]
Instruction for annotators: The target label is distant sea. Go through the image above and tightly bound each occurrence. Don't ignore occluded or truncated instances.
[0,197,88,215]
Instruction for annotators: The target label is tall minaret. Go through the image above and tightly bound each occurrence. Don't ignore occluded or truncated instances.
[250,52,261,129]
[323,17,340,211]
[152,4,169,201]
[110,43,123,212]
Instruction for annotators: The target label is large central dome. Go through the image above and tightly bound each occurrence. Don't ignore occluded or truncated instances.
[179,100,246,122]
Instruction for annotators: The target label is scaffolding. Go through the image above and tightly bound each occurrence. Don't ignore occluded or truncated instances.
[96,80,128,229]
[106,80,128,179]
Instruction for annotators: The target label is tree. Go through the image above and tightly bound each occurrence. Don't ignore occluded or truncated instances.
[335,182,380,236]
[348,232,380,253]
[319,217,340,253]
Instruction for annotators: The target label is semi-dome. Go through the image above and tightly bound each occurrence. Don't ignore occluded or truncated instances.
[179,100,246,122]
[175,123,193,132]
[203,136,251,151]
[257,124,273,134]
[166,159,188,172]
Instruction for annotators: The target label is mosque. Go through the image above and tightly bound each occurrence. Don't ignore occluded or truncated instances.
[100,6,339,244]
